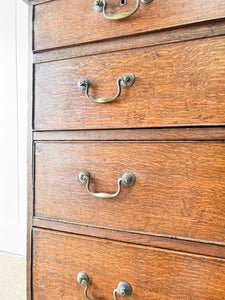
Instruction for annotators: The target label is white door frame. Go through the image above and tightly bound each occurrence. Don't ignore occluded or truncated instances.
[0,0,28,256]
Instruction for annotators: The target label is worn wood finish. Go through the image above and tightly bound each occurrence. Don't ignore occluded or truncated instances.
[33,127,225,141]
[33,217,225,259]
[35,141,225,243]
[26,0,225,297]
[34,36,225,130]
[33,229,225,299]
[33,0,225,51]
[27,5,34,300]
[33,19,225,64]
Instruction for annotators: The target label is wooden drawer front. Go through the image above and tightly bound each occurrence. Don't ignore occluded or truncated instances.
[35,141,225,243]
[33,0,225,51]
[33,229,225,299]
[34,36,225,130]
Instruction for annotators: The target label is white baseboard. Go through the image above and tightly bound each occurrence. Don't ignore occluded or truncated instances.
[0,225,26,256]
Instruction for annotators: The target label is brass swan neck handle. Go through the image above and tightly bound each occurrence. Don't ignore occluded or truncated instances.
[78,73,135,104]
[77,272,132,300]
[94,0,153,20]
[79,170,135,199]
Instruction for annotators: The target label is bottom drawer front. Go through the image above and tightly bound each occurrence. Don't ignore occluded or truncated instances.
[33,229,225,299]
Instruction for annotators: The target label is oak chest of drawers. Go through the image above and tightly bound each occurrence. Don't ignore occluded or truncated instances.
[26,0,225,299]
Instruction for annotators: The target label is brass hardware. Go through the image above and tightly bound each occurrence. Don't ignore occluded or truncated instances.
[120,0,127,7]
[77,271,132,300]
[79,170,135,199]
[113,281,132,299]
[78,73,135,104]
[76,272,92,300]
[94,0,153,20]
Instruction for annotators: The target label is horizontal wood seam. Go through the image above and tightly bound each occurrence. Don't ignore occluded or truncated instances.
[33,128,225,141]
[33,124,225,132]
[32,224,225,261]
[33,124,225,130]
[33,19,225,64]
[33,34,225,64]
[33,217,225,247]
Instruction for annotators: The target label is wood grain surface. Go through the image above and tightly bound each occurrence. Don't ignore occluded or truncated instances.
[34,141,225,243]
[34,36,225,130]
[29,0,225,299]
[33,229,225,299]
[33,0,225,51]
[33,19,225,64]
[33,217,225,259]
[33,127,225,141]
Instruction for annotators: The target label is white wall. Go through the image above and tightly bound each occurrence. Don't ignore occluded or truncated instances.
[0,0,28,256]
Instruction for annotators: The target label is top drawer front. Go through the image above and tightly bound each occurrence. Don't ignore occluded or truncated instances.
[33,0,225,51]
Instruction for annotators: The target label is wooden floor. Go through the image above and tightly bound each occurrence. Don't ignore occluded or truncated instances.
[0,251,26,300]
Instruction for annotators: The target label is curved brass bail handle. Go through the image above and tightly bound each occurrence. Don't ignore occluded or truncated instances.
[78,73,135,104]
[77,272,132,300]
[76,272,93,300]
[94,0,153,20]
[79,170,135,199]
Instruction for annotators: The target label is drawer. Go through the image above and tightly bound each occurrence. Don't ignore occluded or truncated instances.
[33,229,225,299]
[34,36,225,130]
[33,0,225,51]
[35,141,225,243]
